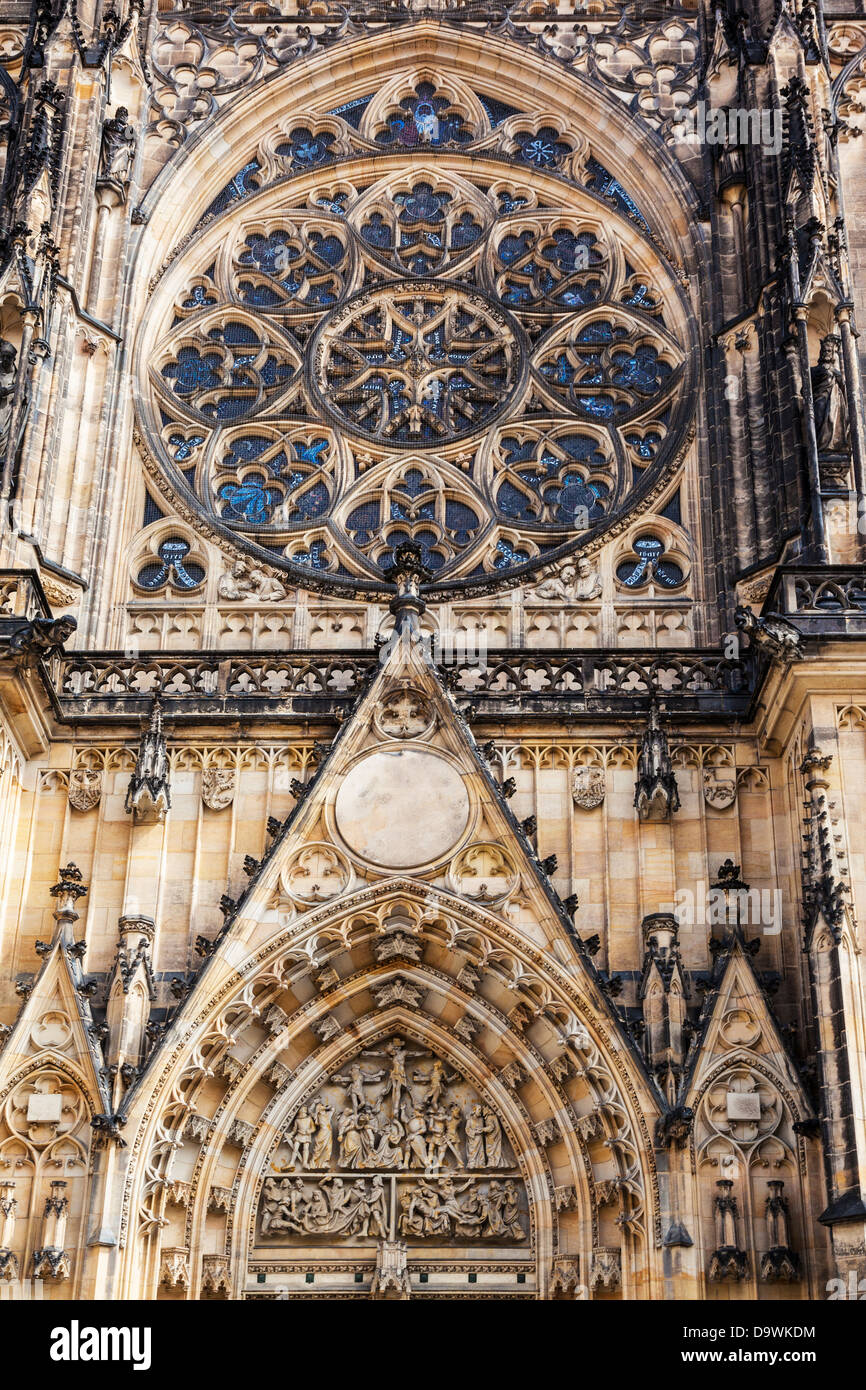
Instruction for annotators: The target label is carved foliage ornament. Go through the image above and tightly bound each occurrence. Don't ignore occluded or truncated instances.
[279,842,351,905]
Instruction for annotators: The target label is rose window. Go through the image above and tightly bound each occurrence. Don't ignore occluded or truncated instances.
[140,77,693,589]
[313,287,521,445]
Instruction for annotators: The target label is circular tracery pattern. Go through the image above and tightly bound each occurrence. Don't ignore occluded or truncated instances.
[142,97,691,588]
[314,285,521,445]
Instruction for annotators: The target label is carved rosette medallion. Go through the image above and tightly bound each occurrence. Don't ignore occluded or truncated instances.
[279,842,352,906]
[374,685,435,740]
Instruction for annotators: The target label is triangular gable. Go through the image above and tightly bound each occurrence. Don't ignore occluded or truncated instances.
[0,910,111,1115]
[149,630,648,1079]
[683,939,814,1119]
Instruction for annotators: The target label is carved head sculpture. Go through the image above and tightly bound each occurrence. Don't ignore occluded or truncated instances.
[818,334,841,367]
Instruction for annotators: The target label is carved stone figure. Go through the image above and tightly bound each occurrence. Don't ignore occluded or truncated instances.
[0,339,18,461]
[311,1102,334,1168]
[810,334,849,453]
[217,559,287,602]
[572,766,605,809]
[465,1102,487,1168]
[734,605,802,665]
[333,1061,386,1113]
[634,703,680,821]
[99,108,136,185]
[286,1104,316,1168]
[534,554,601,602]
[125,699,171,823]
[201,768,235,811]
[7,614,77,663]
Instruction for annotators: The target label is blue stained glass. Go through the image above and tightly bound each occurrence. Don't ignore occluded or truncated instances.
[493,539,530,569]
[163,347,222,396]
[200,161,260,223]
[218,474,281,524]
[450,213,482,250]
[576,395,619,419]
[497,480,534,519]
[585,157,649,230]
[291,540,329,568]
[515,127,571,168]
[499,231,534,265]
[541,353,575,387]
[327,97,372,128]
[616,535,683,588]
[396,469,427,498]
[611,346,671,393]
[239,231,297,277]
[394,184,449,222]
[309,233,345,267]
[275,127,336,166]
[137,537,204,591]
[316,193,348,216]
[295,438,329,464]
[361,213,392,249]
[445,499,481,541]
[625,431,662,460]
[224,435,270,464]
[375,83,473,148]
[498,192,528,214]
[292,481,330,520]
[182,284,217,310]
[477,94,522,128]
[169,433,205,462]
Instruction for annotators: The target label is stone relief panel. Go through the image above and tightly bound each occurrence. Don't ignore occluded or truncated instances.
[256,1035,529,1249]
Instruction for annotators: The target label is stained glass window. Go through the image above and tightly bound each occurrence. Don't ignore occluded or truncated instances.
[144,81,688,586]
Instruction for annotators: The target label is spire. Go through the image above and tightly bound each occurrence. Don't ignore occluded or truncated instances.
[634,702,680,821]
[125,697,171,823]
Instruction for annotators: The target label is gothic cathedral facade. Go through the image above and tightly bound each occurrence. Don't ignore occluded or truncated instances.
[0,0,865,1302]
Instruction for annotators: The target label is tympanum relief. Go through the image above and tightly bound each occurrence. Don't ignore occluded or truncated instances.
[257,1036,528,1247]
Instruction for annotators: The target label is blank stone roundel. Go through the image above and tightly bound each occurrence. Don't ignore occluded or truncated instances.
[335,750,470,868]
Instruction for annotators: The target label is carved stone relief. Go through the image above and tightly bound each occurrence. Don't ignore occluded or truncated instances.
[702,768,737,810]
[201,768,236,810]
[572,766,605,810]
[68,769,102,812]
[374,686,435,740]
[279,843,351,905]
[257,1036,527,1248]
[448,843,519,904]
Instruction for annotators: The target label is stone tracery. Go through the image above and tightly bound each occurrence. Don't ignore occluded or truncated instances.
[141,74,692,587]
